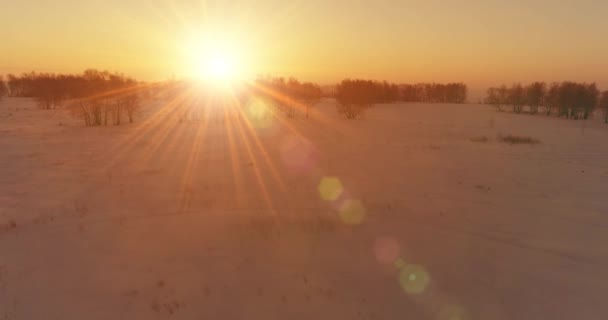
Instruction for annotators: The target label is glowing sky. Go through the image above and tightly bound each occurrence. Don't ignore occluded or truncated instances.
[2,0,608,89]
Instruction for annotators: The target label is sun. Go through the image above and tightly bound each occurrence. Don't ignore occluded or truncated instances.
[183,32,246,84]
[203,50,238,82]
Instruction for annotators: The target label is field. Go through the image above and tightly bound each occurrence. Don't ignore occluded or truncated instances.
[1,97,607,319]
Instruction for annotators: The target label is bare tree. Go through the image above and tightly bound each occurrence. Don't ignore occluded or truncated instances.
[0,75,6,99]
[252,76,322,119]
[485,86,509,111]
[525,82,546,114]
[557,82,576,118]
[485,87,501,110]
[498,85,508,111]
[292,80,322,118]
[488,81,601,121]
[335,79,376,119]
[508,83,525,113]
[581,83,598,120]
[123,93,140,123]
[545,83,560,116]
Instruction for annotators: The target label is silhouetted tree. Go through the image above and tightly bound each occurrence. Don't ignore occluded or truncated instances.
[253,76,322,118]
[497,85,509,111]
[525,82,546,114]
[485,85,508,111]
[335,79,377,119]
[6,73,29,97]
[545,83,560,116]
[488,81,600,120]
[402,82,467,103]
[555,82,598,119]
[32,73,68,109]
[123,93,140,123]
[508,83,525,113]
[446,83,467,103]
[485,87,500,110]
[557,81,576,118]
[580,83,598,119]
[296,81,322,118]
[0,75,6,99]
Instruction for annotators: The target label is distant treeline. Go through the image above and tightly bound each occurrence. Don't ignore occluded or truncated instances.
[1,74,469,121]
[0,70,147,125]
[334,79,467,118]
[251,77,323,118]
[247,78,466,119]
[334,80,467,104]
[485,82,608,122]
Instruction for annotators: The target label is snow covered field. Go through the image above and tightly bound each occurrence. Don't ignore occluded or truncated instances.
[1,97,607,319]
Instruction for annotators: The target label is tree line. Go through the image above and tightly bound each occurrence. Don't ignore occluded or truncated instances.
[400,83,467,103]
[0,70,146,126]
[1,75,469,121]
[9,71,607,124]
[251,77,323,118]
[486,82,608,122]
[335,79,467,118]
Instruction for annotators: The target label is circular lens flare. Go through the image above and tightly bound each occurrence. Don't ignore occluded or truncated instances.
[318,177,344,201]
[438,304,470,320]
[339,199,366,225]
[399,264,430,294]
[374,237,401,264]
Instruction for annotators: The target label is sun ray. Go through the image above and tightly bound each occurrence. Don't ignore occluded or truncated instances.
[178,93,212,211]
[231,104,277,217]
[223,103,245,208]
[229,93,287,193]
[95,84,195,172]
[138,91,199,166]
[127,88,198,167]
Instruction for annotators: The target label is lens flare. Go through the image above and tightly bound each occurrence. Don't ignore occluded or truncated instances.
[245,98,274,129]
[399,264,430,294]
[280,136,318,174]
[374,237,401,264]
[339,199,366,225]
[394,258,406,269]
[318,177,344,201]
[438,304,470,320]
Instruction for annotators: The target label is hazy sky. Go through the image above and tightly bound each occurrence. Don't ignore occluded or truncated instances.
[2,0,608,90]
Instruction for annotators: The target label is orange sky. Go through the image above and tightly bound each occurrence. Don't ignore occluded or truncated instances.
[2,0,608,91]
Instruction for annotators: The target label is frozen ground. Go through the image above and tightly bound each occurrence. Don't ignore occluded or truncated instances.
[1,96,607,319]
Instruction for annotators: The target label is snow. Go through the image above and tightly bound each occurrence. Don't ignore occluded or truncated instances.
[1,97,607,319]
